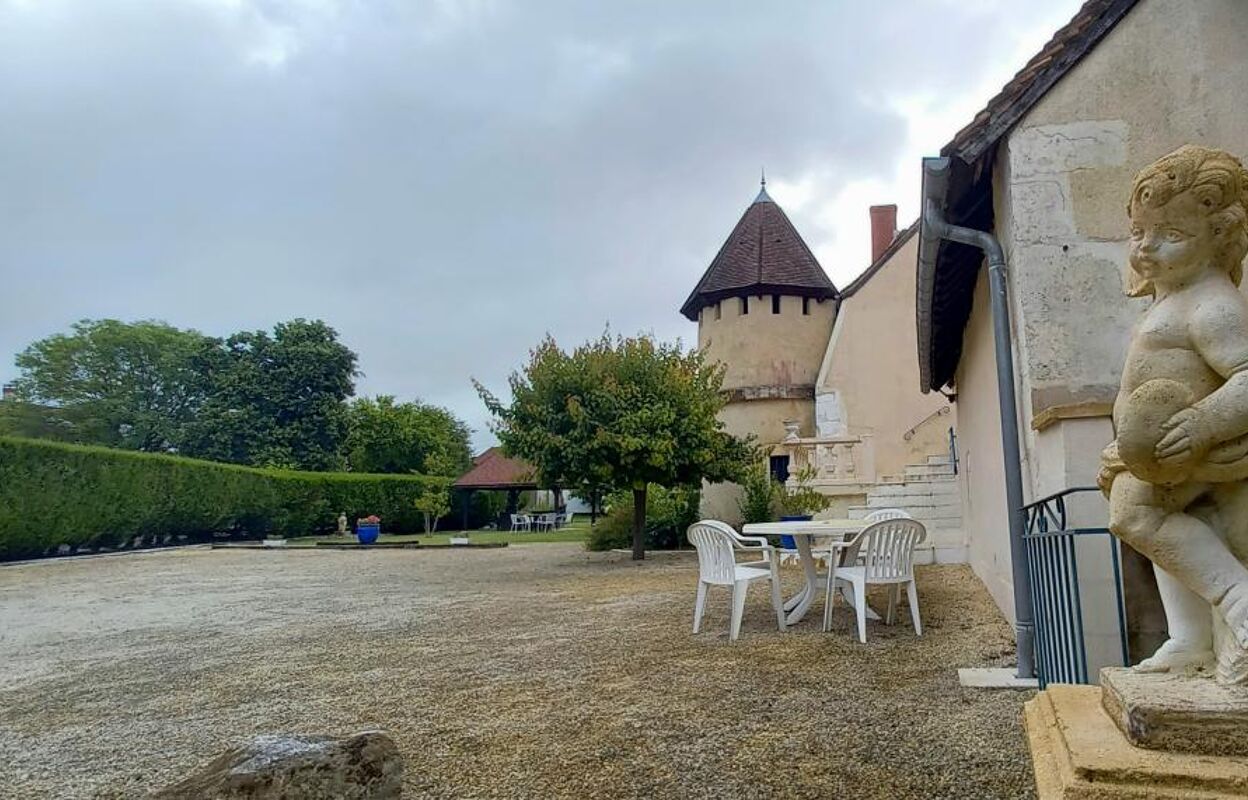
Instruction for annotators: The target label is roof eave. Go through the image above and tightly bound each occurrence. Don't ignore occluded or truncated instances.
[680,284,840,322]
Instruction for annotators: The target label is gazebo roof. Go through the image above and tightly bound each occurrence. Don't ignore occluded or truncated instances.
[453,447,539,490]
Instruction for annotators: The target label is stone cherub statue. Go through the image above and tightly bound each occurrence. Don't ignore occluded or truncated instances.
[337,512,348,536]
[1099,145,1248,685]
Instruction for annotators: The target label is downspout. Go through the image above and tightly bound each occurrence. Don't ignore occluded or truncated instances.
[920,157,1035,680]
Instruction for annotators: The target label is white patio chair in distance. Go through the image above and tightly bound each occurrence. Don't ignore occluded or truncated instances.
[509,514,531,532]
[823,517,926,642]
[687,520,786,641]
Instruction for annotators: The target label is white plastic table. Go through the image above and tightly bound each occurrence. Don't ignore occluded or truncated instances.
[742,519,877,626]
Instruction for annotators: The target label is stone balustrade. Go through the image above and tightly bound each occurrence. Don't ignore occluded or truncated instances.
[784,434,876,489]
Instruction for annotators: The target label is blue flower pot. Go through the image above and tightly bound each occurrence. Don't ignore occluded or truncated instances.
[778,514,812,550]
[356,523,380,544]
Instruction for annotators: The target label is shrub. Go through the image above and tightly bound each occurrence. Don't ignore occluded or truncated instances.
[738,460,778,524]
[586,484,700,551]
[0,436,450,560]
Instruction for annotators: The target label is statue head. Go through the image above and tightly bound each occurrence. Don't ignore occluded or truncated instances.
[1126,145,1248,297]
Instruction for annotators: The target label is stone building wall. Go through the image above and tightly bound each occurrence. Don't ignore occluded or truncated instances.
[957,0,1248,626]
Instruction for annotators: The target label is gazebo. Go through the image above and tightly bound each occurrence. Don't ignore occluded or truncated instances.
[453,447,557,530]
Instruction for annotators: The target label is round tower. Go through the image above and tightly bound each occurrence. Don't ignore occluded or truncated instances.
[681,179,839,521]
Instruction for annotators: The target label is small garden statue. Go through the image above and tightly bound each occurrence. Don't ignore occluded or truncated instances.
[337,512,348,536]
[1099,145,1248,684]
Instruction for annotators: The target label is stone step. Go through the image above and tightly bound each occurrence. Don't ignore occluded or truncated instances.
[873,484,958,496]
[904,463,957,478]
[926,455,955,466]
[866,494,959,509]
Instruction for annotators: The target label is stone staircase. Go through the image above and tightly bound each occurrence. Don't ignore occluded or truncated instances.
[848,455,966,565]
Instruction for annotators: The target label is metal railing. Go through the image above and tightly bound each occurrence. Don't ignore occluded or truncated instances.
[1022,487,1129,687]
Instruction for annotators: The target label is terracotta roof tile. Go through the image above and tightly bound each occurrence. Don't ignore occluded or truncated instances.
[943,0,1139,163]
[680,189,837,321]
[453,447,538,489]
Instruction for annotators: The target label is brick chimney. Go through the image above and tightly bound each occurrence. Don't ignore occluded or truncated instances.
[869,204,898,263]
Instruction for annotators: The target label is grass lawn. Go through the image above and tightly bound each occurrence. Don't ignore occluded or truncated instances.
[286,518,593,547]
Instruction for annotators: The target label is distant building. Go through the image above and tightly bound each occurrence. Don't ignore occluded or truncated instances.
[683,182,960,557]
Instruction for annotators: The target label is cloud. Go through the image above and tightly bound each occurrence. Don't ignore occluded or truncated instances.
[0,0,1084,448]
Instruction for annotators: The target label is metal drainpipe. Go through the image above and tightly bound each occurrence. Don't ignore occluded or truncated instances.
[922,195,1036,681]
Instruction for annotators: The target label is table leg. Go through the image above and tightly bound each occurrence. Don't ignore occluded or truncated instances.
[784,536,821,625]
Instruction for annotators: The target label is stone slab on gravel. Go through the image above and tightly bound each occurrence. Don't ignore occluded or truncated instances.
[153,730,402,799]
[0,544,1034,799]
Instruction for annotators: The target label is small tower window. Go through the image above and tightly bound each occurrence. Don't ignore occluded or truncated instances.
[771,295,781,314]
[740,297,749,315]
[714,302,722,321]
[802,297,811,316]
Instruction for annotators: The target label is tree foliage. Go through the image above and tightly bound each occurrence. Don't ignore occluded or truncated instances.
[10,319,213,450]
[477,332,750,559]
[345,395,472,477]
[414,485,452,533]
[171,319,357,471]
[7,318,361,472]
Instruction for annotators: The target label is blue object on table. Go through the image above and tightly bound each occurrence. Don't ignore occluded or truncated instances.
[778,514,812,550]
[356,523,380,544]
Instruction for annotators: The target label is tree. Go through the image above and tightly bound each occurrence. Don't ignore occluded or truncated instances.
[414,486,452,533]
[345,395,472,476]
[10,319,212,450]
[477,332,750,560]
[179,319,357,471]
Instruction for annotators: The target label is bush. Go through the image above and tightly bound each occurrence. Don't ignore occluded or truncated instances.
[0,436,450,560]
[586,484,700,551]
[738,460,778,524]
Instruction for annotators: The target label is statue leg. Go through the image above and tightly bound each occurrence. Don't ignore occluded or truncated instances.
[1109,473,1248,651]
[1136,564,1213,671]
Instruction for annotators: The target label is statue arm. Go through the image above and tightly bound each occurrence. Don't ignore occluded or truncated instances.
[1155,295,1248,465]
[1192,295,1248,443]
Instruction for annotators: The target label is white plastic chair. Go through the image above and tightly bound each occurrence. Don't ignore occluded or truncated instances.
[509,514,531,532]
[687,520,786,641]
[561,512,574,528]
[843,508,914,564]
[822,518,926,642]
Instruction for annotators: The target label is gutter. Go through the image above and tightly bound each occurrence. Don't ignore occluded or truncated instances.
[919,156,1035,680]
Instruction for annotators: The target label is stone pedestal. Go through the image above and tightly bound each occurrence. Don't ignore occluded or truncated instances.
[1101,667,1248,756]
[1024,684,1248,798]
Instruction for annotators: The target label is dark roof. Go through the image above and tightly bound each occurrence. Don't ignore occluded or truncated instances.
[680,188,838,321]
[918,0,1140,391]
[840,220,918,298]
[453,447,538,490]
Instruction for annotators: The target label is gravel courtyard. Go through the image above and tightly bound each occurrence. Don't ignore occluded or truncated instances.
[0,544,1035,799]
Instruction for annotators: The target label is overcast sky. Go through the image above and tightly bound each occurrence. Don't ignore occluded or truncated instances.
[0,0,1084,449]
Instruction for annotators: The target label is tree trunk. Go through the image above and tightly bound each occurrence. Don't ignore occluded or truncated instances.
[631,485,647,561]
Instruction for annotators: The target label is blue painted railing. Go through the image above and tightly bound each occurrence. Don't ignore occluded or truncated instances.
[1022,487,1129,688]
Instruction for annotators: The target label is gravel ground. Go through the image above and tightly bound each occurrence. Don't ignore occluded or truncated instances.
[0,545,1035,799]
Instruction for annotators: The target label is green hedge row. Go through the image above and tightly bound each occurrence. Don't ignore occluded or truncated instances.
[0,436,450,560]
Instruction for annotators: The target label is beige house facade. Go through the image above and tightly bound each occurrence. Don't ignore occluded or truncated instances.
[917,0,1248,661]
[686,185,960,556]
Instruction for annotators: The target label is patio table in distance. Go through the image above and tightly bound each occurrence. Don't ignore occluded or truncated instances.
[742,519,878,626]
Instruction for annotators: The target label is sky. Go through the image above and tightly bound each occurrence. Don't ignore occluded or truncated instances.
[0,0,1085,450]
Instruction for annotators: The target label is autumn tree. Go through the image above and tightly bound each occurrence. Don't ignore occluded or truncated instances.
[477,333,749,559]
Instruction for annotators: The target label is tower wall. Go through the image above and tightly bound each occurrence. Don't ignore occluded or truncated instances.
[697,294,836,392]
[696,293,837,525]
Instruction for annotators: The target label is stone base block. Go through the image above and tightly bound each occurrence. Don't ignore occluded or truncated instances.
[1101,667,1248,756]
[1024,685,1248,798]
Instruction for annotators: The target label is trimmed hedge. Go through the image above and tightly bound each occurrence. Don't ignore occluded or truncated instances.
[0,436,450,560]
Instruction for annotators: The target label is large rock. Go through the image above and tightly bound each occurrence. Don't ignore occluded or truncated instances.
[153,730,403,799]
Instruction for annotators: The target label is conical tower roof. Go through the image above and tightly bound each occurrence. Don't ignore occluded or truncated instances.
[680,182,837,321]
